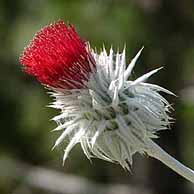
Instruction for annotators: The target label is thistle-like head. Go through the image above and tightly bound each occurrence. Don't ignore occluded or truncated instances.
[20,21,173,169]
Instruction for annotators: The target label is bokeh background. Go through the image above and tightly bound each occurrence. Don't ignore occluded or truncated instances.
[1,0,194,194]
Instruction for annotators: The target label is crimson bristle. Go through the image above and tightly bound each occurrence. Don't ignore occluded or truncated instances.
[20,20,95,89]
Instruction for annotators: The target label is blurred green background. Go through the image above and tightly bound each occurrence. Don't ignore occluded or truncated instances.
[1,0,194,194]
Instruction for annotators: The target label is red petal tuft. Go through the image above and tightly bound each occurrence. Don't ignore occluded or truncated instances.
[20,20,95,89]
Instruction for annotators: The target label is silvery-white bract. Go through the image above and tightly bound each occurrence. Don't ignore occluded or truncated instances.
[50,47,173,169]
[49,47,194,183]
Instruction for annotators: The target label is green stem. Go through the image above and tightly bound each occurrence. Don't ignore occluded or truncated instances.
[146,139,194,183]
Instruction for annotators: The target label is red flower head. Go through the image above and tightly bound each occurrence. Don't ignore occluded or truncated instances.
[20,21,95,89]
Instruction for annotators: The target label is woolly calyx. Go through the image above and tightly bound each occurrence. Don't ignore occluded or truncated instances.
[51,47,173,169]
[20,21,95,89]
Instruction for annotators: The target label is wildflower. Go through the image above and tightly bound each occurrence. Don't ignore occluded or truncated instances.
[20,20,194,183]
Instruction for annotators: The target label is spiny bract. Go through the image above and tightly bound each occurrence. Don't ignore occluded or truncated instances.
[50,47,173,169]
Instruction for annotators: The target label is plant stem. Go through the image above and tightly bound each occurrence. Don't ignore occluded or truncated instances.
[146,139,194,183]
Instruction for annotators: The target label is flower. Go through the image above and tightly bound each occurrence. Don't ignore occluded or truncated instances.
[20,21,95,89]
[20,20,194,183]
